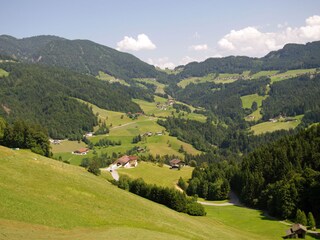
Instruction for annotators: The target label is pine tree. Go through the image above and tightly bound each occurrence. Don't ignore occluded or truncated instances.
[295,209,307,226]
[307,212,316,230]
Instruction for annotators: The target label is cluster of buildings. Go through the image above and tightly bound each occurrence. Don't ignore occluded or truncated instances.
[156,98,175,111]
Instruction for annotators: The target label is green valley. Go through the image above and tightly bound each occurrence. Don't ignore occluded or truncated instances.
[1,33,320,240]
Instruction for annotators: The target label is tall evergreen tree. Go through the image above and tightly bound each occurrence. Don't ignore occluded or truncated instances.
[307,212,316,230]
[296,209,307,226]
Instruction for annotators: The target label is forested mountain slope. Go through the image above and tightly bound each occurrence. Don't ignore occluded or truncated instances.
[233,124,320,219]
[0,35,161,80]
[177,41,320,78]
[0,62,152,138]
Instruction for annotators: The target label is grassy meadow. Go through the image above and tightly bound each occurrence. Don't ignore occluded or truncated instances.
[241,94,268,121]
[1,145,312,240]
[133,78,166,94]
[250,70,279,79]
[0,68,9,77]
[96,71,129,86]
[270,68,316,83]
[133,96,206,122]
[117,161,193,188]
[241,94,267,109]
[250,115,303,135]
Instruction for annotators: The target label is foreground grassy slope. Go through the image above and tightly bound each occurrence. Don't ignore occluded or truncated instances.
[0,146,293,239]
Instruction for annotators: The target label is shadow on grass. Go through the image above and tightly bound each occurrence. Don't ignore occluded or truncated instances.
[307,232,320,239]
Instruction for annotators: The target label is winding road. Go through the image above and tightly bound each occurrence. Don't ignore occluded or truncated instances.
[104,166,119,181]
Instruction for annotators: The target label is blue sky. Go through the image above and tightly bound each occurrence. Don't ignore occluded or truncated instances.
[1,0,320,68]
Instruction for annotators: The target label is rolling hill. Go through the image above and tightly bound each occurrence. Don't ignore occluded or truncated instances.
[0,146,290,239]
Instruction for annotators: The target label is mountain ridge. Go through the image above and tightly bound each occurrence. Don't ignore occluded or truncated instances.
[177,40,320,78]
[0,35,161,80]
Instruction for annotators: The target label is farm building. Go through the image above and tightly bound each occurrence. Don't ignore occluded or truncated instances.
[283,224,307,239]
[113,155,138,168]
[73,148,89,155]
[169,159,185,169]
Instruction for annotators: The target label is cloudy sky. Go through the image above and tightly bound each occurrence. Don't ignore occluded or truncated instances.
[1,0,320,69]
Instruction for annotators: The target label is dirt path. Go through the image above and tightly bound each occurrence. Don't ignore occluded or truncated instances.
[103,167,119,181]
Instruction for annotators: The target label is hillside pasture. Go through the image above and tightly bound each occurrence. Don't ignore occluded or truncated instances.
[250,115,303,135]
[241,94,266,109]
[214,73,242,83]
[132,78,166,94]
[0,68,9,77]
[250,70,278,79]
[117,161,193,188]
[1,146,312,239]
[133,96,206,122]
[241,94,267,121]
[177,73,242,88]
[53,100,201,164]
[270,68,316,83]
[51,140,86,154]
[96,71,129,86]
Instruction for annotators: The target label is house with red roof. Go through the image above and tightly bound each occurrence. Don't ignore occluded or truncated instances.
[113,155,138,168]
[73,148,89,155]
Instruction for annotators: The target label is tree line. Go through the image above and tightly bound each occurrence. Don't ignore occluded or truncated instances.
[0,117,51,157]
[184,124,320,223]
[232,124,320,220]
[115,175,206,216]
[262,74,320,120]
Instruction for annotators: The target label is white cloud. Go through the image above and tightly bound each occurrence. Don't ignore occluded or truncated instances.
[148,57,175,69]
[306,15,320,26]
[217,15,320,57]
[116,34,156,51]
[218,38,235,50]
[190,44,208,51]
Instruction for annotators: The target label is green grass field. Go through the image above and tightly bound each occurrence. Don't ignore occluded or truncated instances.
[241,94,266,109]
[133,78,166,94]
[117,161,193,188]
[251,115,303,135]
[96,71,129,86]
[0,68,9,77]
[250,70,279,79]
[270,68,316,83]
[2,146,311,240]
[241,94,268,121]
[177,72,253,88]
[133,96,206,122]
[51,140,86,153]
